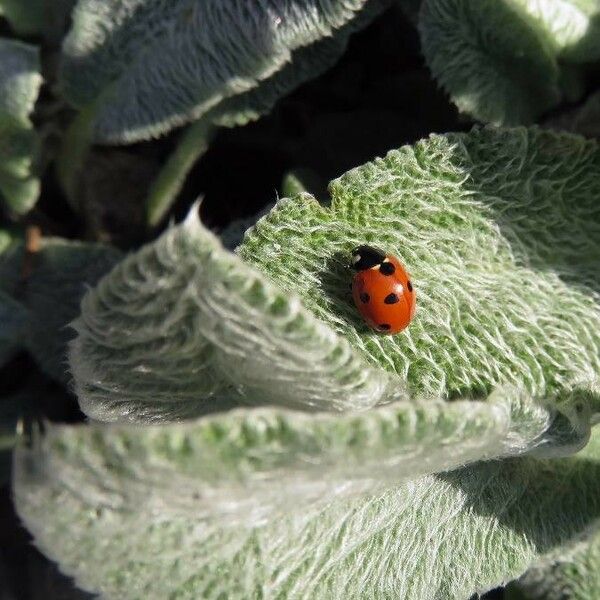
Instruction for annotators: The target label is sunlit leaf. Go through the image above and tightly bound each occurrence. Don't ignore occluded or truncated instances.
[13,415,600,598]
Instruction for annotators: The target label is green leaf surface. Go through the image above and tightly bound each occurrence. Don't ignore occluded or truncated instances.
[510,430,600,600]
[240,128,600,406]
[13,414,600,599]
[515,537,600,600]
[0,39,42,215]
[60,0,385,143]
[419,0,562,125]
[140,17,370,223]
[0,236,122,383]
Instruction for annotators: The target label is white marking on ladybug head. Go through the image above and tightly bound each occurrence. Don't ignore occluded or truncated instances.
[352,254,361,264]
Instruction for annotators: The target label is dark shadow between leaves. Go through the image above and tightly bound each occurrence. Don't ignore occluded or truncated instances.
[438,453,600,556]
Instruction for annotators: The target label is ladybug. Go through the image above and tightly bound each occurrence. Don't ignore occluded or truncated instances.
[350,245,416,334]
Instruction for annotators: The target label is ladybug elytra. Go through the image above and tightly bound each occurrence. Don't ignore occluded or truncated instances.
[350,245,416,334]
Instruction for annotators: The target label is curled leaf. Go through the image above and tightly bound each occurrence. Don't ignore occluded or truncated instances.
[70,205,400,422]
[13,415,600,599]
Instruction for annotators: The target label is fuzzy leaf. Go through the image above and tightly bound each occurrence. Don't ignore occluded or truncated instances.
[142,22,367,225]
[419,0,566,124]
[0,39,42,215]
[510,429,600,600]
[515,539,600,600]
[60,0,385,143]
[13,414,600,599]
[0,236,122,383]
[240,128,600,409]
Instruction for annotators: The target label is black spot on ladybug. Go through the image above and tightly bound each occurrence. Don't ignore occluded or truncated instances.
[378,323,391,331]
[360,292,370,304]
[379,262,395,276]
[384,293,399,304]
[407,280,413,292]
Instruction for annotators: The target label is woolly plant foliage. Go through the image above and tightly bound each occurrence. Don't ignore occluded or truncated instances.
[0,234,122,381]
[515,487,600,600]
[0,39,42,215]
[13,409,600,599]
[59,0,387,143]
[14,127,600,599]
[419,0,600,125]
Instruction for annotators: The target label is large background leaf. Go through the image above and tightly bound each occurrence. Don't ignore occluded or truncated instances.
[0,0,43,35]
[514,529,600,599]
[60,0,387,143]
[0,39,42,215]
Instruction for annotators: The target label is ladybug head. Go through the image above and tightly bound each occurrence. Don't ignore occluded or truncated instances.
[350,245,386,271]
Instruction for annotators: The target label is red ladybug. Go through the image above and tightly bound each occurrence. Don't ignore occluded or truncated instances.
[350,245,416,334]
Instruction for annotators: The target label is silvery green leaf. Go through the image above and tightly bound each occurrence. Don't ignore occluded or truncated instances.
[510,429,600,600]
[240,128,600,424]
[0,235,122,383]
[144,19,361,226]
[0,39,42,215]
[515,539,600,600]
[60,0,386,143]
[13,414,600,599]
[419,0,561,124]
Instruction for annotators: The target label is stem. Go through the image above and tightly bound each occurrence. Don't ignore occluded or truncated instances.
[55,102,97,209]
[146,119,215,228]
